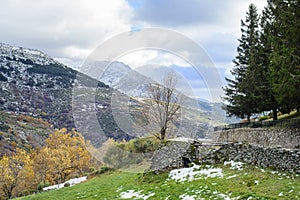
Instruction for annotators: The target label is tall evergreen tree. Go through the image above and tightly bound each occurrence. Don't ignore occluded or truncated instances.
[257,3,279,120]
[223,4,261,121]
[268,0,300,113]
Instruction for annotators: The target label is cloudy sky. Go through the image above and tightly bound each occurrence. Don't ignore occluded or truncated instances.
[0,0,267,101]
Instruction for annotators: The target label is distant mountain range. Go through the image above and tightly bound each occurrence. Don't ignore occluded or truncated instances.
[57,55,238,125]
[81,60,238,125]
[0,43,237,154]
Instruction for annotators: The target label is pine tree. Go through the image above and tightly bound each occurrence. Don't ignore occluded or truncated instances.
[223,4,261,121]
[268,0,300,113]
[256,3,279,120]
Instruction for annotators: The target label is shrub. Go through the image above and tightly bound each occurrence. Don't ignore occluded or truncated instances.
[37,182,50,191]
[102,137,160,169]
[259,115,271,121]
[97,166,114,174]
[64,182,70,187]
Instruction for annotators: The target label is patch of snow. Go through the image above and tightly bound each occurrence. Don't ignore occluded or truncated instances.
[43,176,87,191]
[278,192,284,196]
[168,164,223,182]
[217,193,234,200]
[224,160,244,170]
[168,137,195,143]
[254,180,259,185]
[226,174,237,179]
[179,193,196,200]
[120,190,155,200]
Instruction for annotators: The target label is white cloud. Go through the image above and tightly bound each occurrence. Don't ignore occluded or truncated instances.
[0,0,133,59]
[118,49,192,69]
[118,50,158,68]
[1,0,267,91]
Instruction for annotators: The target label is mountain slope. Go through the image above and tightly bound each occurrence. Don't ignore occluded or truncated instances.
[0,43,131,147]
[0,110,54,156]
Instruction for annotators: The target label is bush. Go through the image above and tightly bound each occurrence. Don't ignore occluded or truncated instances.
[37,182,50,191]
[64,182,70,187]
[97,166,114,174]
[122,137,160,153]
[102,144,129,169]
[0,123,10,132]
[102,137,160,169]
[259,115,271,121]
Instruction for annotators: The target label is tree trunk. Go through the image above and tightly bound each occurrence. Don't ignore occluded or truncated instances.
[272,108,278,121]
[160,127,166,141]
[247,115,251,123]
[7,189,12,200]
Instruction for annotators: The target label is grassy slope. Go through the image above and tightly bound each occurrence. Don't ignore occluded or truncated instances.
[19,163,300,200]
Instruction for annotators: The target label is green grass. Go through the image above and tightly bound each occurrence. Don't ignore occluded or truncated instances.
[278,110,300,120]
[18,163,300,200]
[264,110,300,121]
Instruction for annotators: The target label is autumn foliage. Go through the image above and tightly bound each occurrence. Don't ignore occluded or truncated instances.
[0,129,92,199]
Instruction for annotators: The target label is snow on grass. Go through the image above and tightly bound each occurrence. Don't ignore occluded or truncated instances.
[224,160,244,170]
[168,164,223,182]
[179,193,196,200]
[43,176,87,191]
[120,190,155,199]
[217,193,235,200]
[226,174,237,179]
[179,187,238,200]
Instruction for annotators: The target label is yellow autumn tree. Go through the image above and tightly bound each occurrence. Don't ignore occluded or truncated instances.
[14,158,36,197]
[0,149,32,199]
[32,128,92,185]
[31,147,54,186]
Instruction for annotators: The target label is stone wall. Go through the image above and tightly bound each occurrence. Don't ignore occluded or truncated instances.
[149,140,300,174]
[212,128,300,149]
[148,141,192,173]
[200,142,300,174]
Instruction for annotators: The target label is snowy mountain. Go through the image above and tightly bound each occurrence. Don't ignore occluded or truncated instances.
[0,43,131,146]
[0,43,78,88]
[78,60,153,97]
[98,61,133,88]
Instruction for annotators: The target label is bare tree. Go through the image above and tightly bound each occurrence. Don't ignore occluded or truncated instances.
[143,73,183,141]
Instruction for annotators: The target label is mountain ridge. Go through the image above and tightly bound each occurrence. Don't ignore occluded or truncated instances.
[0,43,131,149]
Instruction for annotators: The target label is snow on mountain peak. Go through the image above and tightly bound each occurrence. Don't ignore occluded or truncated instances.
[0,43,58,66]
